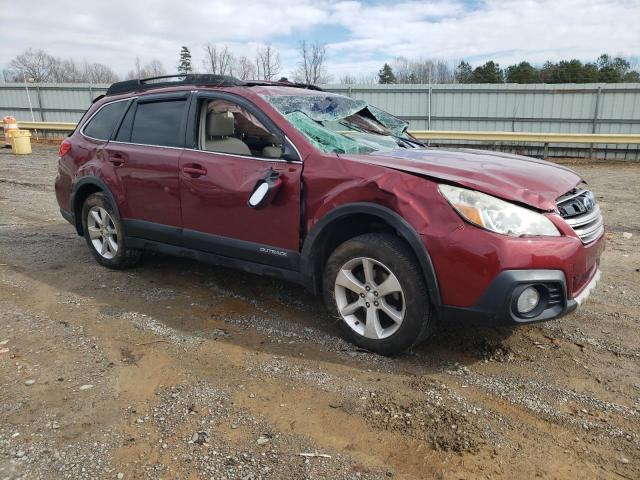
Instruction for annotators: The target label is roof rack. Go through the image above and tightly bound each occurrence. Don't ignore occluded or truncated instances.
[105,74,246,96]
[105,74,324,97]
[245,79,324,91]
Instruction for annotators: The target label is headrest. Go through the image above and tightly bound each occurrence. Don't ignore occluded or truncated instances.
[207,112,234,137]
[265,133,282,146]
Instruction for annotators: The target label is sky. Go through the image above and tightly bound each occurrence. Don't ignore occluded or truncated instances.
[1,0,639,80]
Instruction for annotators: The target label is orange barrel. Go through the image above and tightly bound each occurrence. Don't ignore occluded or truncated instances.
[3,116,18,148]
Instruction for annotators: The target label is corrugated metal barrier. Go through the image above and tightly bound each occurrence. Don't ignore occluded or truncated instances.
[2,82,639,159]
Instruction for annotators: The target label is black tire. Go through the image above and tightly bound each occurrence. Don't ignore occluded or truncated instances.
[322,233,433,355]
[81,192,141,269]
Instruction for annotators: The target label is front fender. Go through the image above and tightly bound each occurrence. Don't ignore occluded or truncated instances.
[300,202,441,307]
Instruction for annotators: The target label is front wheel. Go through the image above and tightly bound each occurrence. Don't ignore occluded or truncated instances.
[323,233,433,355]
[81,192,141,269]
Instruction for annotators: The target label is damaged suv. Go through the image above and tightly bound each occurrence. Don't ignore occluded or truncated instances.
[55,74,605,355]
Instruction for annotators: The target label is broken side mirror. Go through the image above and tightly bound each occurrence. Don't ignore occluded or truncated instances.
[247,168,282,209]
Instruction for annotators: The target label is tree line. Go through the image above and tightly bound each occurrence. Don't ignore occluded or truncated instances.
[2,41,330,85]
[178,41,330,84]
[377,54,640,84]
[3,46,638,85]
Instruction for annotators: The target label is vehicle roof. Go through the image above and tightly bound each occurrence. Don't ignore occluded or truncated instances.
[97,84,342,107]
[102,74,326,98]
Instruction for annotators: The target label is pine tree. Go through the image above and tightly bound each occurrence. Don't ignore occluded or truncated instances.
[505,61,540,83]
[471,61,503,83]
[178,46,192,75]
[378,63,396,84]
[454,61,473,83]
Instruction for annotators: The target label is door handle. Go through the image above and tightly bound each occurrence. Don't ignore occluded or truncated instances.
[183,165,207,177]
[108,153,125,166]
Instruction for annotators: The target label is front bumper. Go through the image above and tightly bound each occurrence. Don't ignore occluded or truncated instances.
[439,267,601,326]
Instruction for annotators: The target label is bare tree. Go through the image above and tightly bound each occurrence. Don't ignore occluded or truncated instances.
[338,72,377,85]
[8,49,57,82]
[83,62,119,83]
[234,56,256,80]
[203,43,235,75]
[339,73,357,84]
[145,59,166,77]
[49,58,80,82]
[294,41,331,84]
[391,57,455,84]
[7,49,119,83]
[126,58,166,79]
[255,45,280,80]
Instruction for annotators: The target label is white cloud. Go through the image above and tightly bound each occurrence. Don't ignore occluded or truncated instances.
[1,0,638,79]
[0,0,329,75]
[329,0,640,65]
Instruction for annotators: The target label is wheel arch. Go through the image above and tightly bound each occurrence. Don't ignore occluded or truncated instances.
[300,202,441,306]
[70,177,121,235]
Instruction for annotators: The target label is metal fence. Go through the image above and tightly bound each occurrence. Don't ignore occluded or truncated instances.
[324,83,640,160]
[2,82,640,159]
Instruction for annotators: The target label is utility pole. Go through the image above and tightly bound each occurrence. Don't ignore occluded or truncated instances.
[22,71,38,140]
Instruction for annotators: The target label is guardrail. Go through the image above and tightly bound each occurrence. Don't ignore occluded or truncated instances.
[410,130,640,144]
[15,121,640,146]
[18,121,76,132]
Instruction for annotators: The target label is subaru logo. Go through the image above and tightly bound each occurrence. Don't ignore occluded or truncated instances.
[581,192,595,212]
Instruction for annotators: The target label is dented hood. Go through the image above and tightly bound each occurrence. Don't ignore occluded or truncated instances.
[343,148,582,211]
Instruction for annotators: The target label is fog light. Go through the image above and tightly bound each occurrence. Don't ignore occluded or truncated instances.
[516,286,540,314]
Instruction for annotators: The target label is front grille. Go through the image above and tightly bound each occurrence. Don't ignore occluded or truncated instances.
[556,188,604,244]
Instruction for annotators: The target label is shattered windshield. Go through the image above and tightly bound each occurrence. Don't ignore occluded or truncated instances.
[263,94,416,155]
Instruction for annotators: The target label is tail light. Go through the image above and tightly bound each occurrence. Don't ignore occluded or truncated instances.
[59,140,71,157]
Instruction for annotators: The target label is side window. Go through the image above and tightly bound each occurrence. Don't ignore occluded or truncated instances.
[114,102,135,142]
[130,100,187,147]
[83,101,128,140]
[201,99,282,158]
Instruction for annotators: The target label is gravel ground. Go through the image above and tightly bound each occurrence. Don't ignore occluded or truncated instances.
[0,145,639,479]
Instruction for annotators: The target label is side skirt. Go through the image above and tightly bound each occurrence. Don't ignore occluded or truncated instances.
[126,236,303,285]
[121,219,302,284]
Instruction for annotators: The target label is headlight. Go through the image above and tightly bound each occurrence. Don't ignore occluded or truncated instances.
[439,184,560,237]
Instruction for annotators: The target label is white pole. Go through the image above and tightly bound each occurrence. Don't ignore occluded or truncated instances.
[23,71,39,140]
[427,64,432,146]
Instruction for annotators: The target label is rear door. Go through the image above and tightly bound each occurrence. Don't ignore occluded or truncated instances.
[178,92,303,269]
[106,93,189,243]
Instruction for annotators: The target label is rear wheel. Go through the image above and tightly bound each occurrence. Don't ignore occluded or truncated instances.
[81,192,141,269]
[323,233,433,355]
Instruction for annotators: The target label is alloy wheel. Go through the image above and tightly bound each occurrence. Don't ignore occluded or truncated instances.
[334,257,406,339]
[87,206,119,259]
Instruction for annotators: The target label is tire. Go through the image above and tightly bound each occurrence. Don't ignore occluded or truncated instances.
[323,233,433,356]
[81,192,141,269]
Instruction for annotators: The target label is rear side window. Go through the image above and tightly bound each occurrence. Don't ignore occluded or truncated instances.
[83,101,128,140]
[130,100,187,147]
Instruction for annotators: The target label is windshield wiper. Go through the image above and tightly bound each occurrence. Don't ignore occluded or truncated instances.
[338,120,412,148]
[338,120,426,148]
[390,133,427,148]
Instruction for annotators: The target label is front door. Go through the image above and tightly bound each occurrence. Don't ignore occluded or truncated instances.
[179,93,302,269]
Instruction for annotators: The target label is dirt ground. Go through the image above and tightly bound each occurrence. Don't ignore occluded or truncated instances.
[0,145,638,480]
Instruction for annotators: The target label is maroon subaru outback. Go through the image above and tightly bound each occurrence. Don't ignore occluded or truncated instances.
[55,74,604,355]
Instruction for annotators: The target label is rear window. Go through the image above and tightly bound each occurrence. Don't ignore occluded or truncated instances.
[130,100,187,147]
[83,101,128,140]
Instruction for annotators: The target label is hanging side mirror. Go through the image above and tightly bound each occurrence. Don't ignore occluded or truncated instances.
[247,168,282,209]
